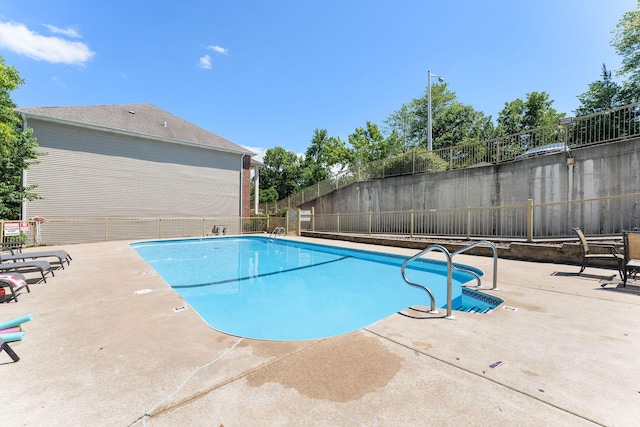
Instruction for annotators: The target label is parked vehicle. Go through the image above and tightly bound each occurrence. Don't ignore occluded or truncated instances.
[516,142,568,160]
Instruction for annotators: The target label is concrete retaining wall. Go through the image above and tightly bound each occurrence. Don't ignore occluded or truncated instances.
[305,138,640,214]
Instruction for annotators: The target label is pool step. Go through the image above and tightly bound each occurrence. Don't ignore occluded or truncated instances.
[456,305,494,314]
[457,287,503,314]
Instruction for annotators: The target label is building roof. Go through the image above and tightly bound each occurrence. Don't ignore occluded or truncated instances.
[16,103,255,156]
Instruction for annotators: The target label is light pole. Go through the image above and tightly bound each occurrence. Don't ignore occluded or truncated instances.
[427,70,444,151]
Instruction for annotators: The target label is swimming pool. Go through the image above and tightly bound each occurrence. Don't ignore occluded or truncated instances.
[131,237,502,340]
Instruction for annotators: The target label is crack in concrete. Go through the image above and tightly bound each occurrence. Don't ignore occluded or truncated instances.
[128,337,244,426]
[128,338,322,425]
[364,328,606,427]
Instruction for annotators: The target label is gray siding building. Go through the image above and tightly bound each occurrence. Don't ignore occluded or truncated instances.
[16,104,255,219]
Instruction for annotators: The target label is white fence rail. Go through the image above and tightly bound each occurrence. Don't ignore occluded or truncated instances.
[2,194,638,247]
[1,216,283,247]
[310,194,640,241]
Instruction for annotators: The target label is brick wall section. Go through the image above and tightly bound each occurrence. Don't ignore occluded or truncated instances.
[242,156,251,217]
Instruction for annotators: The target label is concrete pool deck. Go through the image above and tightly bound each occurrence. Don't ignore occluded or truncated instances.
[2,236,639,426]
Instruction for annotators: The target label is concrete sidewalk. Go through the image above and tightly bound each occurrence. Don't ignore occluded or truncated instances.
[1,237,639,426]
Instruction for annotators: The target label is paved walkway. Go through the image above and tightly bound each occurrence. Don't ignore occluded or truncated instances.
[2,237,639,426]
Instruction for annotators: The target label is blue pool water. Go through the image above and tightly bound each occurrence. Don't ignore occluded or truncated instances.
[131,237,499,341]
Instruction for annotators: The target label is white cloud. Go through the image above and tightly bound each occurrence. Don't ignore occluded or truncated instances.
[208,45,228,55]
[51,76,66,87]
[198,54,212,69]
[0,21,94,65]
[198,45,228,69]
[43,24,80,38]
[242,146,266,163]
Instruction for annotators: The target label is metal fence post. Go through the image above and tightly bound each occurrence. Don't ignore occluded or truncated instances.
[466,206,471,239]
[285,210,289,235]
[410,209,414,237]
[31,220,37,247]
[412,152,415,175]
[450,147,454,169]
[368,211,372,235]
[527,199,534,242]
[311,207,315,231]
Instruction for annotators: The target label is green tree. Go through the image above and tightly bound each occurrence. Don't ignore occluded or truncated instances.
[0,56,41,219]
[575,64,622,115]
[384,104,418,152]
[496,92,565,158]
[573,64,636,144]
[259,187,278,203]
[409,82,456,148]
[497,91,564,135]
[611,0,640,103]
[300,129,350,187]
[391,82,494,151]
[382,147,449,176]
[347,121,402,165]
[250,178,278,207]
[259,146,301,199]
[433,102,495,148]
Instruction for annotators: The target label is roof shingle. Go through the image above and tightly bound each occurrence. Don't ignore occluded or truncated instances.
[16,103,254,155]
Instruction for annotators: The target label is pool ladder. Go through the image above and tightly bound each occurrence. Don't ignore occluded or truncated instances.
[270,227,286,239]
[400,241,498,319]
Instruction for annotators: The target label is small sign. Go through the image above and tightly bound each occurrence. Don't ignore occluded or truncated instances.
[3,222,20,237]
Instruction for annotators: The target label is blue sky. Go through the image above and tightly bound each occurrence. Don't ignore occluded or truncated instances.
[0,0,635,161]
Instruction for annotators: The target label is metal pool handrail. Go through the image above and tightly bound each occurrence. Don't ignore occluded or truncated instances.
[451,240,499,290]
[401,244,454,319]
[270,227,286,238]
[401,241,499,319]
